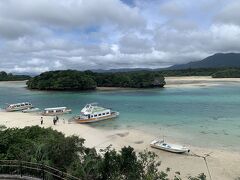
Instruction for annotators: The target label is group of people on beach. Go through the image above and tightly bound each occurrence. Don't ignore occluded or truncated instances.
[40,116,65,125]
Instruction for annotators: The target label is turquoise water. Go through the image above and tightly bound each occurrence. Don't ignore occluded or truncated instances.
[0,82,240,150]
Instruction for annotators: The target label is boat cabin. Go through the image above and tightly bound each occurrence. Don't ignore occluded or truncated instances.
[44,107,67,114]
[42,107,71,115]
[74,103,119,123]
[6,102,33,111]
[80,104,111,119]
[8,102,32,108]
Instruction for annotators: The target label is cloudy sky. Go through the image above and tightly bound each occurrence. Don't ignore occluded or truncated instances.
[0,0,240,73]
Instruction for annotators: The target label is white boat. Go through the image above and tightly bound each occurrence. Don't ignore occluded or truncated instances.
[73,103,119,124]
[42,107,72,116]
[150,139,190,153]
[5,102,33,112]
[22,107,40,113]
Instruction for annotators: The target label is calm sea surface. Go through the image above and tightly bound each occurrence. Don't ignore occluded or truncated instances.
[0,81,240,150]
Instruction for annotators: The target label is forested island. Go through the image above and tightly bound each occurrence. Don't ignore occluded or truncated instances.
[26,70,166,90]
[0,125,205,180]
[26,68,240,90]
[0,71,30,81]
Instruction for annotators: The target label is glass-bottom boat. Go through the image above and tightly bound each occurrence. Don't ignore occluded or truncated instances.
[5,102,33,112]
[42,107,72,116]
[73,103,119,124]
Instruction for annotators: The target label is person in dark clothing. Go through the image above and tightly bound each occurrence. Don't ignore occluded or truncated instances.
[53,117,56,125]
[41,117,43,125]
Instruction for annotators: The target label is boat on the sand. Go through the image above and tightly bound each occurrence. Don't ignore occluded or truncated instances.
[42,107,72,116]
[73,103,119,124]
[5,102,33,112]
[150,139,190,153]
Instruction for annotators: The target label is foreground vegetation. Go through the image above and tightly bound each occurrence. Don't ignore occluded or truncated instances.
[0,126,206,180]
[27,70,166,90]
[0,71,30,81]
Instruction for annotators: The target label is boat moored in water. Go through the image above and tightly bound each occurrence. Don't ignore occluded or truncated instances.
[22,107,40,113]
[42,107,72,116]
[150,139,190,153]
[5,102,33,112]
[73,103,119,124]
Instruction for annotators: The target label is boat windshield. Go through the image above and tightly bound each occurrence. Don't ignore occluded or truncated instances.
[162,143,171,148]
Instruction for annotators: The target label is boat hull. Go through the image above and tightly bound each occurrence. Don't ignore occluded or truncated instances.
[150,140,190,154]
[22,108,40,113]
[150,144,189,153]
[74,112,119,124]
[6,105,33,112]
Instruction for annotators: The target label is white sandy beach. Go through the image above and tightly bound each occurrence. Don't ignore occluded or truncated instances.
[0,111,239,180]
[95,76,240,90]
[165,76,240,88]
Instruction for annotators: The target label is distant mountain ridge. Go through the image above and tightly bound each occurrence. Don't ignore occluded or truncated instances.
[8,53,240,75]
[92,53,240,72]
[91,68,155,73]
[168,53,240,70]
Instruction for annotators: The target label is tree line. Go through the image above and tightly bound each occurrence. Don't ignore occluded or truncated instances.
[0,125,206,180]
[0,71,30,81]
[211,68,240,78]
[26,70,166,90]
[158,68,240,77]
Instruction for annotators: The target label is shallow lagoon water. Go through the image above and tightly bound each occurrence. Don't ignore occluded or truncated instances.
[0,82,240,150]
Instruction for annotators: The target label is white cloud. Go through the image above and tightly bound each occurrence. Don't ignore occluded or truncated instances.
[0,0,240,73]
[0,0,144,33]
[119,34,152,54]
[159,0,187,18]
[215,1,240,26]
[8,66,50,74]
[26,58,46,65]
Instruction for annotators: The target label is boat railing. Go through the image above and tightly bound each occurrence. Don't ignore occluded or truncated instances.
[0,160,80,180]
[89,102,98,106]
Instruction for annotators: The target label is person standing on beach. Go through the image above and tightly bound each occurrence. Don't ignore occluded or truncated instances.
[41,117,43,125]
[53,117,56,125]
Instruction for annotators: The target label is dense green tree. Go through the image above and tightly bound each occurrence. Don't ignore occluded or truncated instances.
[0,126,205,180]
[27,70,97,90]
[27,70,166,90]
[158,67,240,77]
[212,68,240,78]
[0,126,85,171]
[26,68,240,91]
[0,71,30,81]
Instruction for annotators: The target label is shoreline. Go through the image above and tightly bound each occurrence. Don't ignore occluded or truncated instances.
[2,76,240,90]
[165,76,240,88]
[0,111,239,179]
[96,87,135,91]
